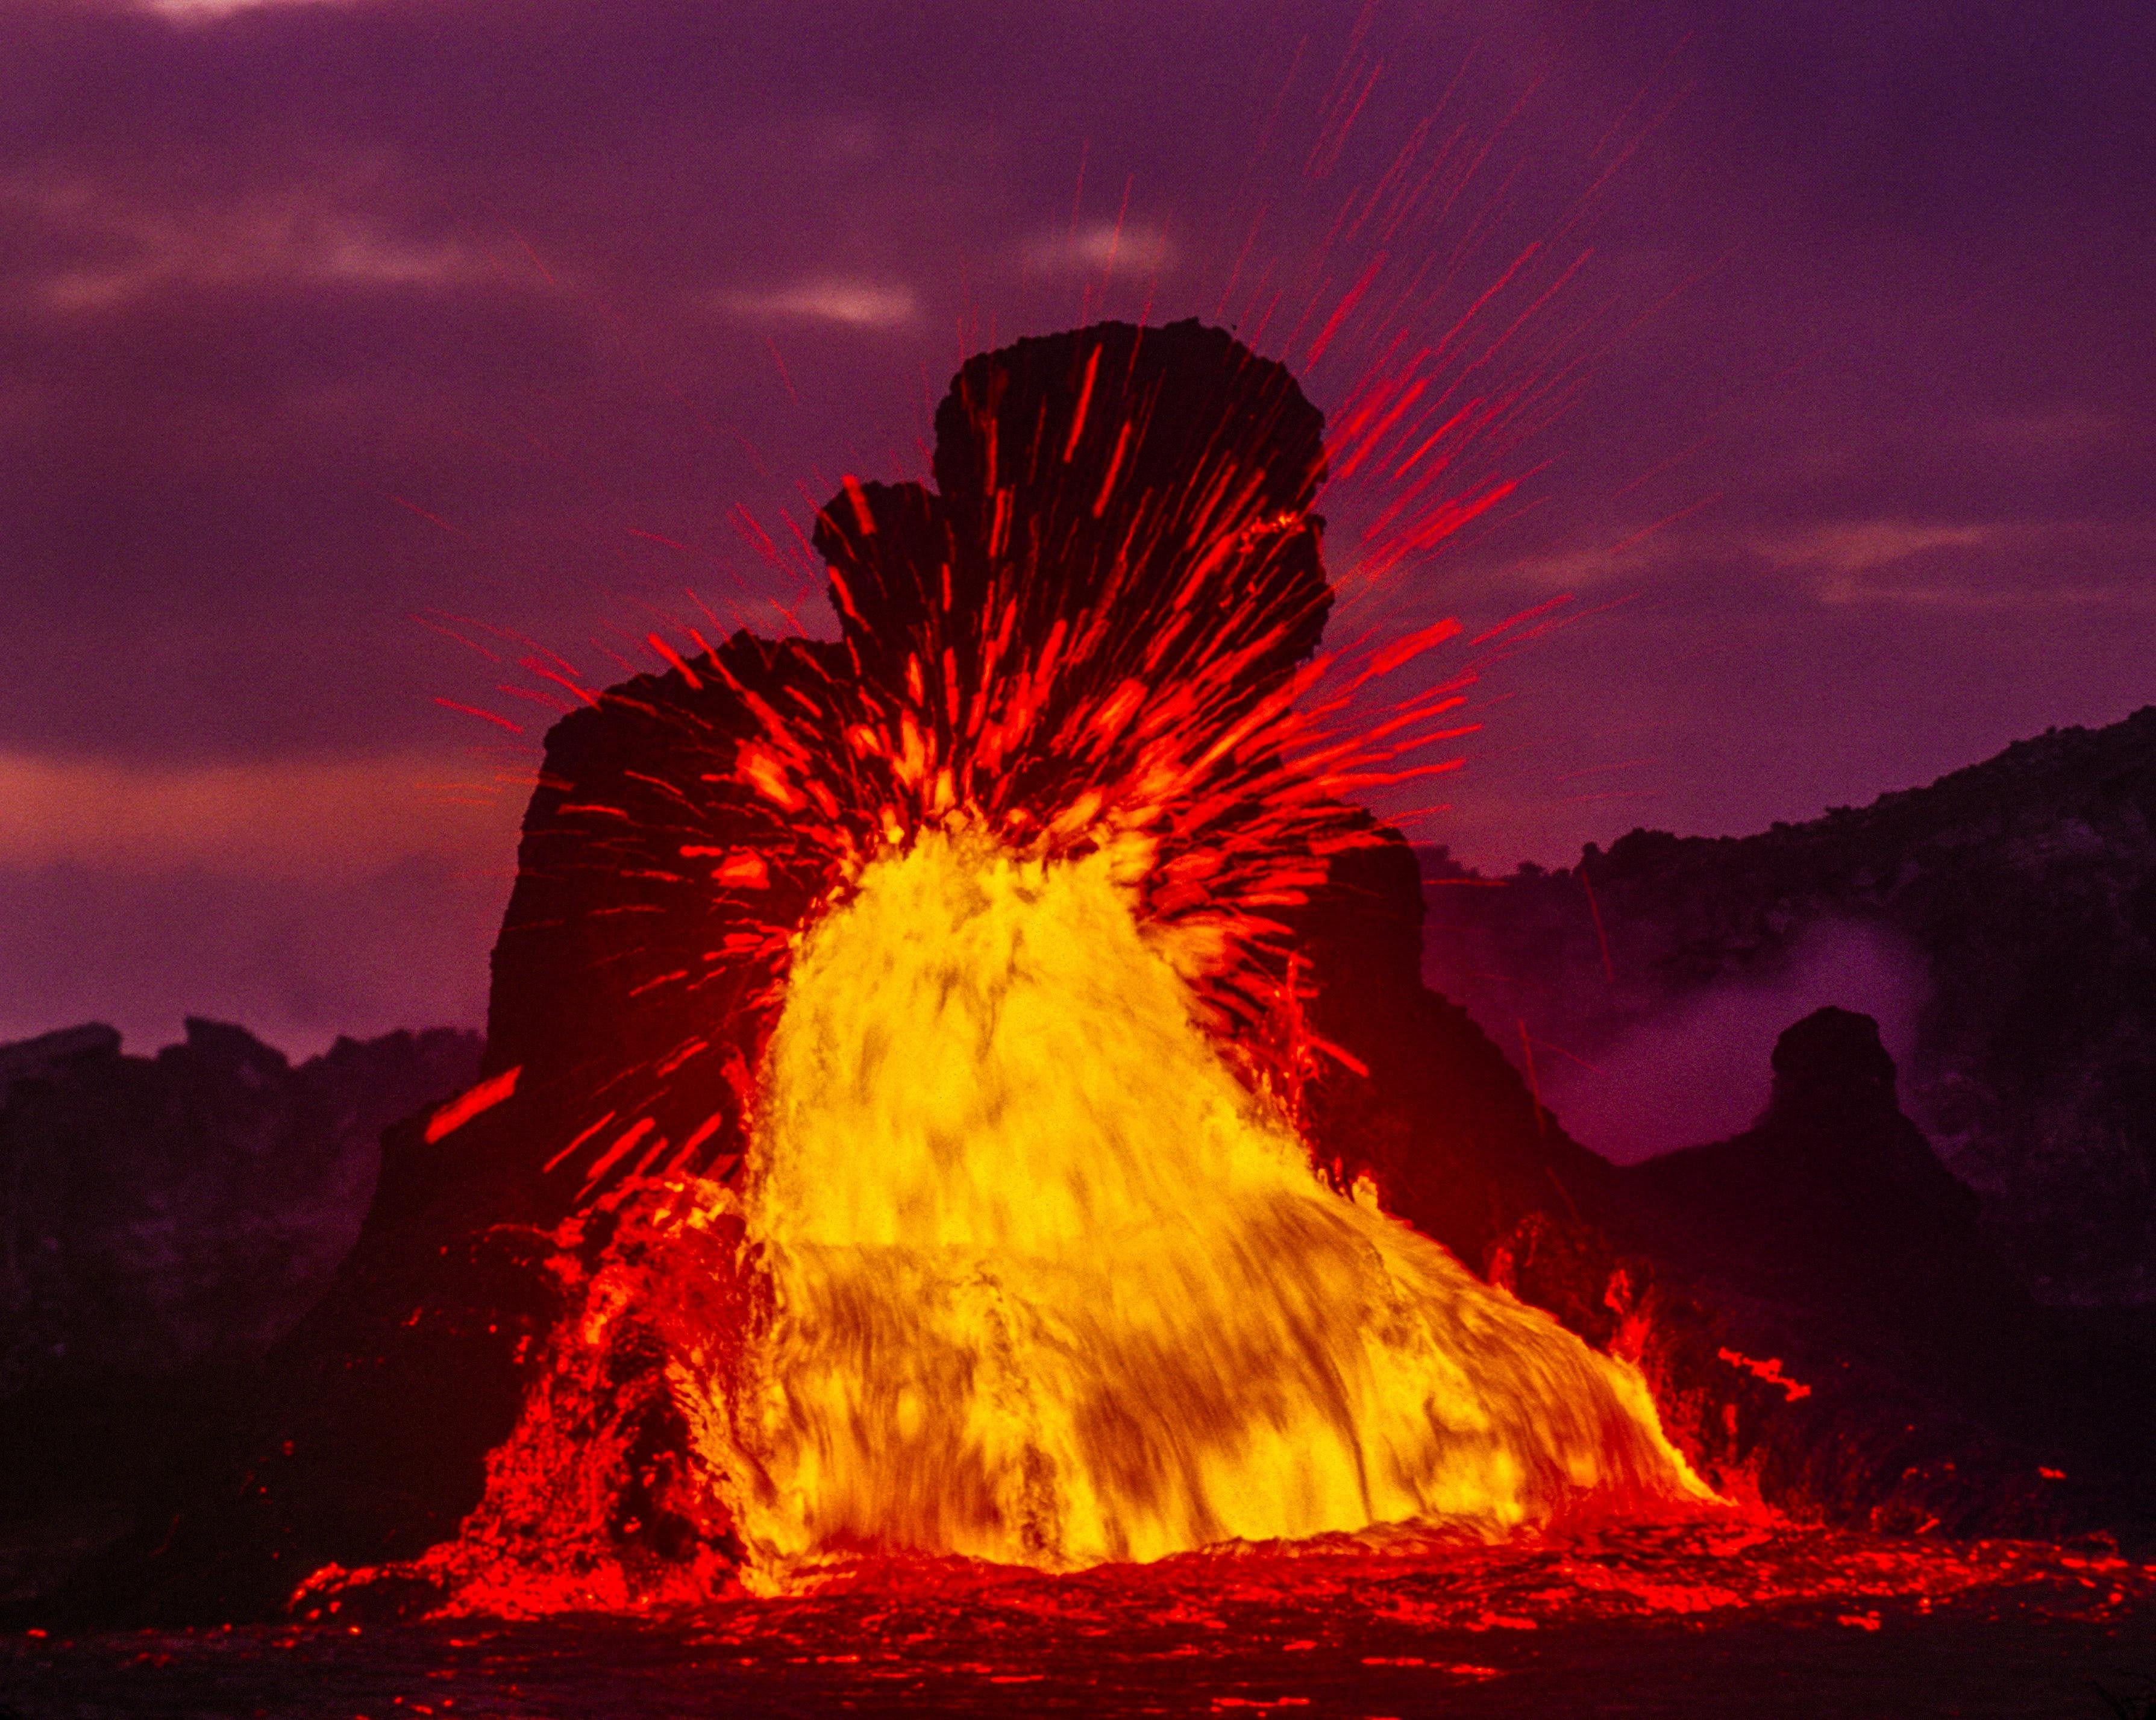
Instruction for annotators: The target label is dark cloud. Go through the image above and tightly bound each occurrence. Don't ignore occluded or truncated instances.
[2,0,2151,1044]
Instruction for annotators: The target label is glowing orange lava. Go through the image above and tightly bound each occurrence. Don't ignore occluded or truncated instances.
[691,832,1708,1588]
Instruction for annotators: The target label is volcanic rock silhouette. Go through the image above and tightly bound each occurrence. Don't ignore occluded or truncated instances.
[479,320,1606,1272]
[1626,1006,2013,1340]
[1592,1008,2133,1539]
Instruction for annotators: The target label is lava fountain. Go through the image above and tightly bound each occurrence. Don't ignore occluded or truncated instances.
[707,831,1705,1584]
[361,318,1713,1612]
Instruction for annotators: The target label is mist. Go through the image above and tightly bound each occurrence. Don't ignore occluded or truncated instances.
[1536,919,1932,1164]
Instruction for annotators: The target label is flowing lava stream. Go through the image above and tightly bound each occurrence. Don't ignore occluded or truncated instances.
[710,832,1706,1584]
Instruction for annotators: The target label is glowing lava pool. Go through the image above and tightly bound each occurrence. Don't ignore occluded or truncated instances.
[8,1523,2151,1717]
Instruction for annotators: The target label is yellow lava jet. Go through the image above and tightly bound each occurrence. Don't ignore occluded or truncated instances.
[702,832,1707,1581]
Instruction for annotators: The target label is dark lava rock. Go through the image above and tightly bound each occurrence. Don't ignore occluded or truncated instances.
[24,1098,562,1627]
[1286,827,1621,1269]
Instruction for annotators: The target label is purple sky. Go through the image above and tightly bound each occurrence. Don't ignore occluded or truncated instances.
[4,0,2152,1055]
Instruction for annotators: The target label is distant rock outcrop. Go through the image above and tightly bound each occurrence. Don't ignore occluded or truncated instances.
[1619,1008,2040,1398]
[1624,1007,2009,1346]
[1494,1008,2147,1543]
[0,1019,482,1398]
[1423,706,2156,1305]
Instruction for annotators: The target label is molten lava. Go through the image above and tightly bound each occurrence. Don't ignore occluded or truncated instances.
[333,321,1732,1619]
[699,832,1706,1584]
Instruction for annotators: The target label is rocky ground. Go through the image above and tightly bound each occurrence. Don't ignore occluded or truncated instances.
[0,1022,481,1616]
[0,1019,481,1396]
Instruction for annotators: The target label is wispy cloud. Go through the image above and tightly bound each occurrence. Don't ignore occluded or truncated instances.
[1759,519,1999,579]
[6,170,494,312]
[714,277,918,330]
[1808,576,2154,614]
[1477,544,1629,592]
[133,0,356,20]
[1966,407,2122,455]
[1023,219,1174,278]
[0,750,519,880]
[1476,512,2156,614]
[1751,518,2156,611]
